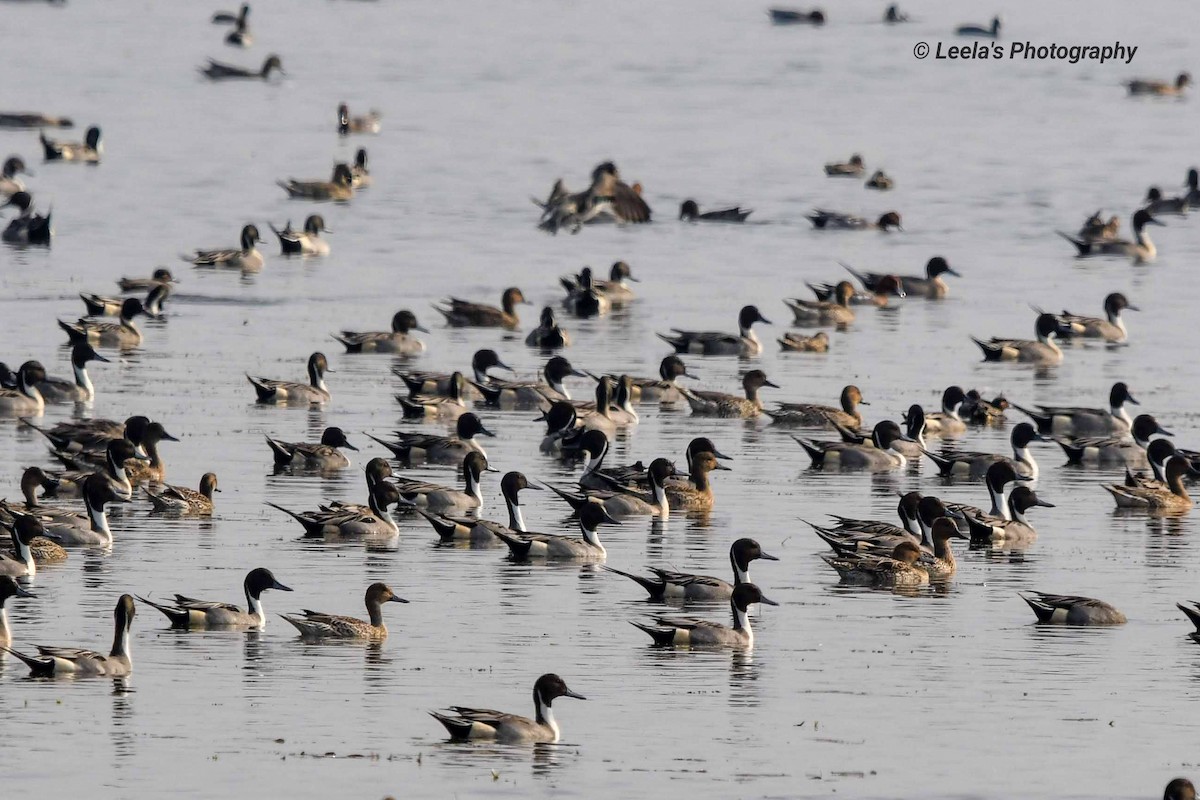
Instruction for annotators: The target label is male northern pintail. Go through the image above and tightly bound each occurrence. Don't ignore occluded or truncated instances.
[2,595,136,677]
[138,567,291,628]
[398,372,469,420]
[278,163,354,202]
[627,451,726,512]
[40,126,101,163]
[396,349,511,398]
[973,313,1068,365]
[567,375,638,429]
[808,274,904,307]
[563,268,613,318]
[766,384,868,428]
[0,112,73,129]
[888,404,927,459]
[768,8,825,25]
[1145,186,1189,215]
[81,283,169,319]
[806,493,924,557]
[795,420,913,471]
[337,103,381,135]
[23,414,143,456]
[43,439,142,502]
[1020,591,1126,625]
[573,429,649,491]
[1,191,52,245]
[632,583,776,648]
[335,310,427,354]
[545,458,675,518]
[144,473,220,515]
[1185,169,1200,209]
[778,330,829,352]
[0,517,41,578]
[0,156,32,197]
[921,386,968,436]
[0,361,47,415]
[41,473,130,547]
[1056,413,1170,467]
[0,576,35,645]
[117,267,176,293]
[526,306,571,347]
[392,451,495,512]
[536,161,652,234]
[679,369,778,418]
[271,481,403,538]
[200,54,284,80]
[0,467,80,528]
[658,304,771,356]
[590,355,695,405]
[1176,605,1200,644]
[434,287,529,329]
[282,583,407,640]
[431,673,585,743]
[824,154,865,177]
[367,412,495,465]
[418,471,540,544]
[270,215,332,256]
[1015,381,1138,436]
[1046,292,1137,344]
[248,352,331,405]
[785,281,855,325]
[1104,456,1199,512]
[1127,72,1191,97]
[958,391,1009,426]
[184,224,264,271]
[679,199,752,223]
[266,426,357,469]
[823,541,928,588]
[865,170,893,190]
[224,18,252,47]
[957,486,1054,546]
[570,262,638,307]
[59,298,146,349]
[604,538,778,601]
[844,257,959,299]
[956,16,1000,37]
[493,502,619,561]
[807,210,901,231]
[351,148,371,188]
[471,356,584,408]
[822,491,922,540]
[34,343,110,404]
[923,422,1049,480]
[1058,209,1162,263]
[212,3,249,24]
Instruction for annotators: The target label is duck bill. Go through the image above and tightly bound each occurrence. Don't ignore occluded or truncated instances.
[562,688,587,700]
[709,448,732,460]
[389,596,410,604]
[344,441,360,451]
[712,462,733,471]
[160,430,181,442]
[1035,498,1056,508]
[600,508,622,525]
[272,580,293,592]
[496,361,515,373]
[479,426,498,438]
[758,596,780,607]
[92,352,112,363]
[764,380,781,389]
[1126,394,1140,406]
[759,552,780,562]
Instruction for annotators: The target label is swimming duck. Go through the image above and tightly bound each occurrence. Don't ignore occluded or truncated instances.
[1015,381,1139,436]
[973,313,1067,365]
[200,54,283,80]
[316,458,393,518]
[768,8,825,25]
[434,287,529,329]
[1058,209,1162,263]
[1184,169,1200,209]
[923,422,1049,480]
[42,473,129,547]
[807,210,901,231]
[1020,591,1126,625]
[0,467,79,528]
[958,391,1009,426]
[796,420,913,471]
[545,458,675,519]
[212,3,249,24]
[679,369,778,418]
[785,281,856,325]
[916,517,970,579]
[632,582,777,648]
[2,594,136,677]
[431,673,586,743]
[679,199,752,222]
[865,170,893,190]
[396,349,512,398]
[526,306,571,347]
[0,112,74,129]
[335,310,427,354]
[42,438,142,503]
[398,372,469,420]
[822,541,928,588]
[1122,438,1179,490]
[658,304,771,356]
[560,261,638,306]
[224,18,252,46]
[247,352,331,405]
[921,386,968,436]
[778,331,830,352]
[808,274,904,306]
[956,16,1000,37]
[183,224,264,271]
[536,161,652,234]
[1165,779,1197,800]
[570,430,647,491]
[270,482,403,538]
[393,452,494,512]
[884,405,927,460]
[350,148,371,188]
[591,355,694,405]
[0,517,41,578]
[40,126,101,163]
[1048,292,1137,344]
[58,298,146,349]
[1075,211,1121,243]
[560,268,611,318]
[278,163,354,202]
[493,501,619,561]
[22,414,141,455]
[116,268,175,294]
[824,154,865,177]
[137,567,291,628]
[1145,186,1189,215]
[337,103,381,135]
[1103,456,1198,511]
[0,361,47,415]
[418,471,540,544]
[1127,72,1191,96]
[1,191,52,244]
[282,583,406,640]
[367,412,495,465]
[266,426,357,469]
[766,384,867,429]
[34,343,109,403]
[958,486,1054,546]
[568,374,638,427]
[144,473,220,515]
[0,156,32,196]
[844,257,959,299]
[270,215,332,256]
[0,576,34,645]
[469,357,582,409]
[807,492,923,555]
[81,282,169,320]
[604,538,778,602]
[1055,413,1170,466]
[642,451,725,512]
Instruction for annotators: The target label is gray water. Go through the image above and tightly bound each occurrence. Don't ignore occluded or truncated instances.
[3,0,1199,797]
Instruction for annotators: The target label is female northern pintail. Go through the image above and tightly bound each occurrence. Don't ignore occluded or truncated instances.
[865,170,893,190]
[367,412,495,465]
[546,458,675,519]
[1020,591,1126,625]
[335,310,427,354]
[42,473,129,547]
[472,356,585,408]
[0,156,32,196]
[661,451,730,511]
[431,673,585,744]
[766,384,868,428]
[604,538,778,602]
[224,18,252,47]
[1049,292,1137,344]
[435,287,529,329]
[40,126,101,163]
[278,163,355,202]
[778,331,829,352]
[81,283,169,320]
[632,583,776,648]
[337,103,381,135]
[248,352,331,405]
[1055,413,1170,466]
[823,541,928,587]
[0,517,41,578]
[144,473,219,515]
[1185,169,1200,209]
[396,349,512,398]
[267,426,357,469]
[679,369,778,418]
[270,214,332,256]
[398,372,469,420]
[117,267,176,293]
[34,343,109,403]
[1058,209,1162,263]
[1076,211,1120,242]
[351,148,371,188]
[956,16,1000,37]
[138,567,291,628]
[526,306,571,347]
[796,420,913,471]
[1104,456,1198,511]
[535,161,651,234]
[897,516,967,580]
[1,466,76,523]
[271,482,403,538]
[560,261,638,306]
[282,583,407,641]
[1,191,52,245]
[824,154,865,177]
[921,386,968,436]
[0,576,35,645]
[1127,72,1191,97]
[786,281,855,325]
[844,257,959,299]
[658,304,772,356]
[493,502,619,561]
[200,54,284,80]
[1015,381,1138,436]
[1145,186,1188,215]
[117,422,176,484]
[679,199,752,223]
[184,224,264,271]
[418,471,540,544]
[808,274,904,307]
[768,8,825,25]
[393,452,494,512]
[212,3,249,25]
[0,361,47,415]
[58,298,146,349]
[0,112,74,129]
[923,422,1048,480]
[959,486,1054,546]
[592,355,694,405]
[807,210,901,231]
[973,313,1068,365]
[2,594,136,677]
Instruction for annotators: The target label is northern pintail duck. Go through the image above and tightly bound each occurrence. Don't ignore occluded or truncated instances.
[679,199,752,222]
[2,594,136,677]
[435,287,529,329]
[632,583,776,648]
[0,576,34,645]
[59,298,146,348]
[0,156,32,197]
[34,343,110,403]
[200,54,284,80]
[823,540,928,587]
[318,458,393,517]
[1,191,52,244]
[138,567,291,628]
[1055,413,1169,466]
[87,421,175,482]
[0,112,73,129]
[1076,211,1120,243]
[865,170,893,190]
[0,361,47,415]
[431,673,586,743]
[1104,455,1198,511]
[1184,169,1200,209]
[472,356,584,408]
[23,414,142,456]
[266,426,357,469]
[915,517,969,579]
[591,355,694,405]
[889,404,927,459]
[604,538,778,602]
[679,369,778,418]
[1127,72,1191,96]
[1165,779,1197,800]
[1049,292,1137,344]
[958,486,1053,546]
[0,467,80,529]
[184,224,264,270]
[335,310,427,354]
[248,352,331,405]
[393,451,494,512]
[282,583,406,640]
[1020,591,1126,625]
[42,473,129,547]
[117,267,176,293]
[768,8,825,25]
[40,126,101,163]
[923,422,1048,480]
[658,304,771,356]
[224,18,252,46]
[367,412,495,465]
[545,458,675,519]
[536,161,652,234]
[796,420,913,471]
[959,391,1009,426]
[785,281,855,325]
[844,256,959,299]
[493,502,619,561]
[44,438,142,502]
[526,306,571,347]
[922,386,968,436]
[778,330,830,352]
[0,517,41,578]
[396,349,512,398]
[278,163,354,202]
[418,471,540,544]
[1058,209,1162,263]
[807,492,922,555]
[144,473,220,515]
[808,274,904,306]
[81,282,169,319]
[956,16,1000,37]
[212,3,249,24]
[270,482,403,538]
[660,451,730,511]
[337,103,381,135]
[824,154,865,177]
[1015,381,1138,436]
[1123,438,1178,490]
[573,429,648,491]
[973,313,1067,365]
[351,148,371,188]
[270,214,332,256]
[807,210,901,231]
[1145,186,1189,215]
[766,384,867,428]
[398,372,469,420]
[570,375,638,429]
[560,261,638,306]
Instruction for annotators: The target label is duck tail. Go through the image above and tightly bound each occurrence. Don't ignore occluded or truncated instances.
[56,319,85,342]
[395,396,426,418]
[543,482,588,513]
[655,331,684,351]
[268,222,286,242]
[1010,402,1052,433]
[803,519,852,554]
[970,337,1002,361]
[429,710,474,739]
[791,435,825,466]
[363,432,406,458]
[805,282,832,301]
[264,435,296,466]
[414,508,461,542]
[839,261,870,286]
[629,620,676,645]
[245,374,276,402]
[467,379,503,406]
[0,646,53,677]
[1018,591,1055,622]
[1056,230,1090,256]
[490,527,532,559]
[1053,437,1086,464]
[264,501,323,536]
[920,447,957,476]
[599,565,664,599]
[134,594,191,627]
[332,333,362,353]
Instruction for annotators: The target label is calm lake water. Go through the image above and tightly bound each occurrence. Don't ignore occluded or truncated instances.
[3,1,1199,797]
